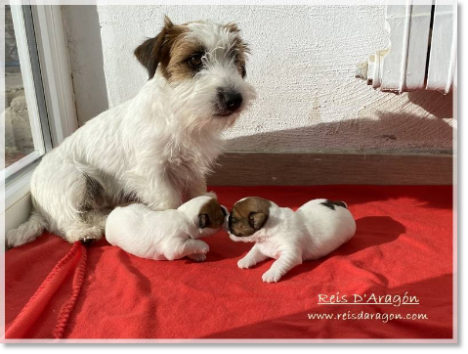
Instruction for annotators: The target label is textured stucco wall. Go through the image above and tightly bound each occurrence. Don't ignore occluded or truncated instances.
[91,5,453,154]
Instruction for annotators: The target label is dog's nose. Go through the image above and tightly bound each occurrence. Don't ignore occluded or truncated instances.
[218,90,243,112]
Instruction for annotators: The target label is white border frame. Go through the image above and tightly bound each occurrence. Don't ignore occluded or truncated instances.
[2,1,460,347]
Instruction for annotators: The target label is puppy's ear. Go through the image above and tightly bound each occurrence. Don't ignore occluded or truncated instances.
[248,212,268,230]
[134,16,174,79]
[198,214,210,229]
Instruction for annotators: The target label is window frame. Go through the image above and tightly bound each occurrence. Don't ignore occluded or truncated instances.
[4,4,51,180]
[3,4,78,231]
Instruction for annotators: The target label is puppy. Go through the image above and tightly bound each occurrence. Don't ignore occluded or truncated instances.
[106,195,227,261]
[7,17,255,248]
[228,197,356,283]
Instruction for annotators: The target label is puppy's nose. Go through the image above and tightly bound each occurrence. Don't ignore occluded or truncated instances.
[218,90,243,112]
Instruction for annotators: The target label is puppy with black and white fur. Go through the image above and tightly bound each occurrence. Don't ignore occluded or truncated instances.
[106,194,228,261]
[7,16,255,248]
[228,198,356,283]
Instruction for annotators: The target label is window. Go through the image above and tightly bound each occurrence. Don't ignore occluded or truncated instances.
[3,5,52,180]
[2,4,78,229]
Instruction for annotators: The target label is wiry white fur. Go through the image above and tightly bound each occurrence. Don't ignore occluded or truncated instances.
[106,195,225,261]
[229,199,357,283]
[7,20,255,248]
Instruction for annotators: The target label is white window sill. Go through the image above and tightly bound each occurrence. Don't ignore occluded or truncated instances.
[2,162,38,234]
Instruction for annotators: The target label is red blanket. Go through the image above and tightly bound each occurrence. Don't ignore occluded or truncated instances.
[5,185,453,340]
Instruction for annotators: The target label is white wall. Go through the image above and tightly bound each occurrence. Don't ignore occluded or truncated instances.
[62,5,109,125]
[70,5,453,154]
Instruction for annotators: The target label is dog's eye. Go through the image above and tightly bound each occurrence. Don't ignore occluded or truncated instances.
[188,54,203,67]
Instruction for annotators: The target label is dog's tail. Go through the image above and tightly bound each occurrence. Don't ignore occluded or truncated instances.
[6,211,48,248]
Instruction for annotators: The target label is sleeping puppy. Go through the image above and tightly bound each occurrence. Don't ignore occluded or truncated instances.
[106,195,227,261]
[228,197,356,283]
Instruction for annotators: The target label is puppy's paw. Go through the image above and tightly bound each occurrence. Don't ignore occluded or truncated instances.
[195,241,210,254]
[262,269,282,283]
[237,257,256,269]
[188,253,207,262]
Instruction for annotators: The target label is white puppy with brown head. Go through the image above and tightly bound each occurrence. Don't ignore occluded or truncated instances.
[106,195,228,261]
[7,16,255,248]
[228,198,356,283]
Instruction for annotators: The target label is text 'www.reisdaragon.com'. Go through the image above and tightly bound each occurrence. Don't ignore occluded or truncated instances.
[307,311,429,324]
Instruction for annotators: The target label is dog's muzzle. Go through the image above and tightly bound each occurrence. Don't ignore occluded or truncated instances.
[216,88,243,117]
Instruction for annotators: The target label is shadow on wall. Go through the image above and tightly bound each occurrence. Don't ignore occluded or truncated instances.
[407,90,453,119]
[226,91,454,154]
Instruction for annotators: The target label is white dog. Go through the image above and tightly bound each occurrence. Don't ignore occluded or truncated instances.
[228,197,356,283]
[7,17,255,247]
[106,195,227,261]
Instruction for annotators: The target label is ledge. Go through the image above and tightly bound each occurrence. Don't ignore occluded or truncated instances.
[208,152,453,186]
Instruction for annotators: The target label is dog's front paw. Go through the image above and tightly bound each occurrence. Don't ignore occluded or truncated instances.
[188,253,207,262]
[262,269,282,283]
[237,257,256,269]
[194,241,210,255]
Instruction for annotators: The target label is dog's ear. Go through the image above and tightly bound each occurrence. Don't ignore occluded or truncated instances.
[134,16,174,79]
[225,22,240,33]
[198,214,210,229]
[248,212,268,230]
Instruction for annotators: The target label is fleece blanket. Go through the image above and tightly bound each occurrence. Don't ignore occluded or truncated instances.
[4,185,453,340]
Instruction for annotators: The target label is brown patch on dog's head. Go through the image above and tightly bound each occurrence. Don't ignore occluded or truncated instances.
[198,197,226,229]
[135,18,250,81]
[229,197,271,237]
[224,22,240,33]
[135,16,200,81]
[233,37,249,78]
[224,22,249,78]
